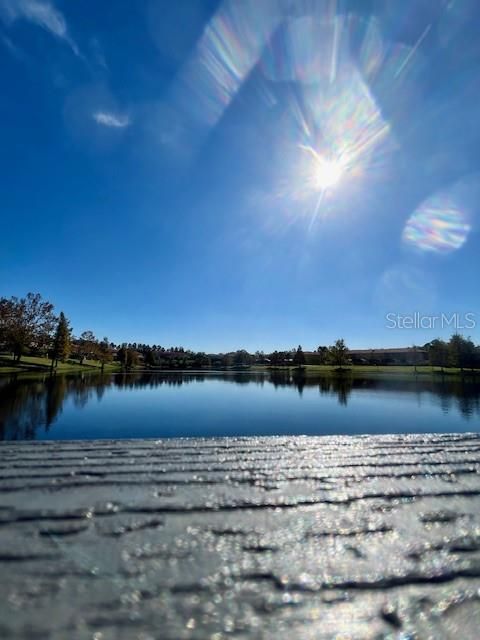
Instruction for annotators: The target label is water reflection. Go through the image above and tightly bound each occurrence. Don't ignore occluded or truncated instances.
[1,371,479,441]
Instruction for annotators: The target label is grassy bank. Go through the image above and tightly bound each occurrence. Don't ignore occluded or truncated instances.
[0,354,120,375]
[1,357,478,379]
[252,364,480,379]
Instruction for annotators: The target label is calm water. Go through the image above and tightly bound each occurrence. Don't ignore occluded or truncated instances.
[1,371,479,441]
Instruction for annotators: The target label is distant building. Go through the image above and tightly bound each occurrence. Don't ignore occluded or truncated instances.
[348,347,428,366]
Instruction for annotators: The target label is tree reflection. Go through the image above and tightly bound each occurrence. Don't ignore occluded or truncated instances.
[0,376,47,440]
[315,374,352,406]
[0,371,479,440]
[45,375,66,429]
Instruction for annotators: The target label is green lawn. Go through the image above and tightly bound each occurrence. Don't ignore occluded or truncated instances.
[252,364,479,377]
[0,354,120,374]
[2,356,478,378]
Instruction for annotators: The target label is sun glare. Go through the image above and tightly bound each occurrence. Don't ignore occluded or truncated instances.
[299,144,346,197]
[315,157,343,190]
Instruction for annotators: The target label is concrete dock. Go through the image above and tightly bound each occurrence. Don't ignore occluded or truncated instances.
[1,434,480,639]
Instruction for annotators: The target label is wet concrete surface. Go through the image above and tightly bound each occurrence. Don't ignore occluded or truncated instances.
[1,434,480,639]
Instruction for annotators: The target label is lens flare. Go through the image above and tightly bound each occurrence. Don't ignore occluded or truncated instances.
[403,197,471,253]
[177,0,280,129]
[278,63,393,222]
[261,10,342,85]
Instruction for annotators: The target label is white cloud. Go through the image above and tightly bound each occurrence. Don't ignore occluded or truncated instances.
[93,111,131,128]
[0,0,80,56]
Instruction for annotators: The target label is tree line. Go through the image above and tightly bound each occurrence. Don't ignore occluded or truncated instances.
[0,293,349,371]
[424,335,480,371]
[0,293,479,372]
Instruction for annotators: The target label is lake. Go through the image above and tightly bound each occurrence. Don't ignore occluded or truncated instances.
[1,370,479,441]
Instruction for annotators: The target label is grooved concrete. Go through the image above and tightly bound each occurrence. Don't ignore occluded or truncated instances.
[1,434,480,639]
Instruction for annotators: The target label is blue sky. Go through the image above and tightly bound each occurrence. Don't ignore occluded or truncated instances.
[1,0,479,352]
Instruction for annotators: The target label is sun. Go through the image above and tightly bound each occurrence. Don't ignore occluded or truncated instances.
[299,145,345,194]
[315,157,343,190]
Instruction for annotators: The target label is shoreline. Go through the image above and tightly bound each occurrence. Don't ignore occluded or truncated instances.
[1,363,479,380]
